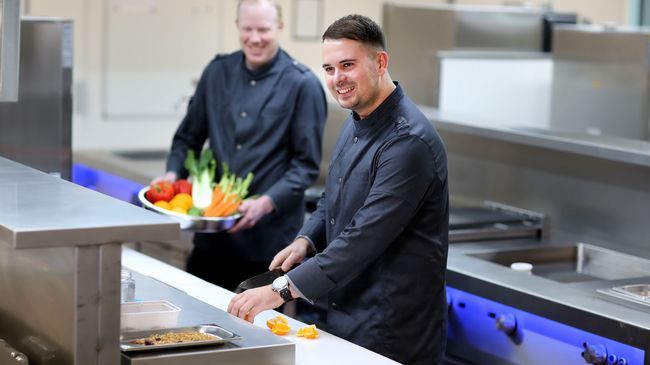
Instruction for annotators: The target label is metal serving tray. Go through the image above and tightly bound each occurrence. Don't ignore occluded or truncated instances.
[120,324,241,352]
[138,187,241,232]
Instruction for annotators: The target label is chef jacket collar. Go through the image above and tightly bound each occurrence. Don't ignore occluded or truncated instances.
[241,48,283,79]
[352,82,404,135]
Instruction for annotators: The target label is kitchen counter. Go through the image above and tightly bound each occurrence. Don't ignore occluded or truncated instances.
[426,107,650,168]
[122,247,400,365]
[446,237,650,351]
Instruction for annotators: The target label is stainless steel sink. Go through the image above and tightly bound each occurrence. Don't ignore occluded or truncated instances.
[468,243,650,283]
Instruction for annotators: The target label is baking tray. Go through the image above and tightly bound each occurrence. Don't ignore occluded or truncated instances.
[138,187,241,232]
[120,324,241,352]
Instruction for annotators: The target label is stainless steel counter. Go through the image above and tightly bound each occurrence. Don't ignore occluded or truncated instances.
[121,270,294,365]
[428,107,650,168]
[0,156,177,249]
[0,156,180,365]
[446,237,650,360]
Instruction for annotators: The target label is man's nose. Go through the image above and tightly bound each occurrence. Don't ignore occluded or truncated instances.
[334,69,346,84]
[249,30,261,43]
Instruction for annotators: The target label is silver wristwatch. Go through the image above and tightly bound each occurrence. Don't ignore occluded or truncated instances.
[272,275,293,303]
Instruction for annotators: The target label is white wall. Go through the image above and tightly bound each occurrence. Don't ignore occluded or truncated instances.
[24,0,632,151]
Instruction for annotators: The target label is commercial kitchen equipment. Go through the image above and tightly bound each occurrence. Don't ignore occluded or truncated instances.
[0,156,179,365]
[550,24,650,141]
[429,98,650,363]
[0,17,72,179]
[449,201,545,242]
[383,3,576,107]
[0,0,20,102]
[119,270,294,365]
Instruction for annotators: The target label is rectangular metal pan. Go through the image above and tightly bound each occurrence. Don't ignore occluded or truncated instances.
[120,324,241,352]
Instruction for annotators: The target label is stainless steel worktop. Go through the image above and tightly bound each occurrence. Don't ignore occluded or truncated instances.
[0,156,181,365]
[121,269,294,365]
[0,156,178,249]
[447,236,650,350]
[426,107,650,168]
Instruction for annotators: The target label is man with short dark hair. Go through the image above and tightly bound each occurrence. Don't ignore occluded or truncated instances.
[229,14,449,364]
[159,0,327,290]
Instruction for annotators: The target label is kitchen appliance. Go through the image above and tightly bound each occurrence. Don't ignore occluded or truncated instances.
[446,286,645,365]
[0,339,28,364]
[0,17,72,179]
[450,201,545,242]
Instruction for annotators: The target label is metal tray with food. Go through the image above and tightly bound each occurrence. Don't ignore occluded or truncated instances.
[138,187,241,233]
[120,324,241,352]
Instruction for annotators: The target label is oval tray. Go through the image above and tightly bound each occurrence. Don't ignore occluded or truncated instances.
[138,187,241,233]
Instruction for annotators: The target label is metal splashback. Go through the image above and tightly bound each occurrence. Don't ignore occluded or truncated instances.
[0,0,21,101]
[0,17,72,179]
[550,25,650,141]
[383,3,548,107]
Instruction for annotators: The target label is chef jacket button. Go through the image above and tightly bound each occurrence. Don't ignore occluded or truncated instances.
[250,80,256,86]
[236,144,242,150]
[241,111,247,117]
[353,136,358,143]
[330,218,335,225]
[337,177,342,184]
[331,302,337,309]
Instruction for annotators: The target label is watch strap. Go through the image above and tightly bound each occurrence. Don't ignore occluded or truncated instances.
[278,287,293,302]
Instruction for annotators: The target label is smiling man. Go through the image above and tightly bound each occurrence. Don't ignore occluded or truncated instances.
[229,14,449,364]
[160,0,326,291]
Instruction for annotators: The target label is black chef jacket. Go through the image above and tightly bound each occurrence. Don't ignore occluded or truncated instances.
[288,84,449,364]
[167,49,327,261]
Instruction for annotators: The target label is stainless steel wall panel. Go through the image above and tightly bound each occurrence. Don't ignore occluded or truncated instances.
[550,26,650,140]
[383,3,546,107]
[440,129,650,252]
[0,18,72,179]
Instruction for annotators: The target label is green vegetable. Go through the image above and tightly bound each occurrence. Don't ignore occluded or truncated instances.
[187,207,203,217]
[184,149,216,210]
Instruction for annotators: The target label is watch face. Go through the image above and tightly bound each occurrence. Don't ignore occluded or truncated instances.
[273,276,288,290]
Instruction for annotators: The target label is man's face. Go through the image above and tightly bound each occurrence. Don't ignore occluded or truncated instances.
[237,1,283,70]
[322,38,383,118]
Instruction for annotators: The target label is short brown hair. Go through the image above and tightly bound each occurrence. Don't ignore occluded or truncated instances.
[322,14,386,51]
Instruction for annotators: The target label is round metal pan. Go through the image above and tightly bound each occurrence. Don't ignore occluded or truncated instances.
[138,187,241,233]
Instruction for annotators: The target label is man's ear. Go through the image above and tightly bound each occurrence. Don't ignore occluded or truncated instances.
[377,51,389,76]
[278,20,285,31]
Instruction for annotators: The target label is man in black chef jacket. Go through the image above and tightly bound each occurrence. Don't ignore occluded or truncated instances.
[159,0,327,290]
[228,14,449,364]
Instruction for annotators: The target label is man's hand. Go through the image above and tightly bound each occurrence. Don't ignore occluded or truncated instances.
[229,195,275,233]
[151,171,177,184]
[269,237,312,272]
[227,285,284,322]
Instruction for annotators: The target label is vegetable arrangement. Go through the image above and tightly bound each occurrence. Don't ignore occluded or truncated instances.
[144,149,253,218]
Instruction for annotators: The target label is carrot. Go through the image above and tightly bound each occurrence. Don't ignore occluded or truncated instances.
[212,196,240,217]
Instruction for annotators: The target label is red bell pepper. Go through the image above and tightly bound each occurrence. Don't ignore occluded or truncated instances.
[146,180,175,203]
[173,179,192,195]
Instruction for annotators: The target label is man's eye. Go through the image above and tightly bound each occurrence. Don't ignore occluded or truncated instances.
[343,63,353,68]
